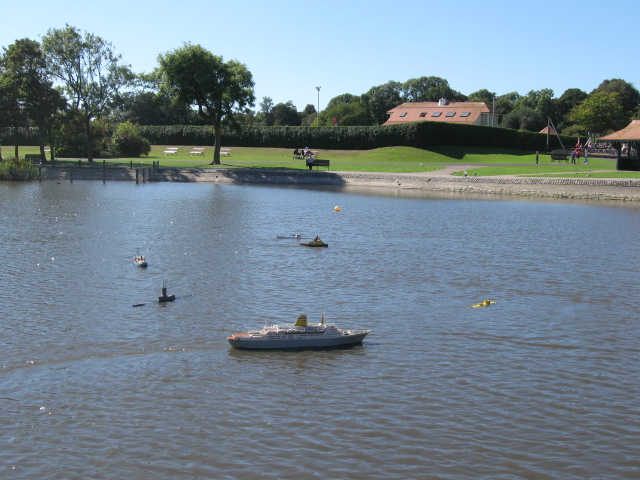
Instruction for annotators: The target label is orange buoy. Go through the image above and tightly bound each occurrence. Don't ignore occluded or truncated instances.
[334,206,341,212]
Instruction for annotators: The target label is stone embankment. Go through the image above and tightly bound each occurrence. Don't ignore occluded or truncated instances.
[40,166,640,202]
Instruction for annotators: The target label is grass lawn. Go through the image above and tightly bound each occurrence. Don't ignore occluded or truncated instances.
[4,144,638,178]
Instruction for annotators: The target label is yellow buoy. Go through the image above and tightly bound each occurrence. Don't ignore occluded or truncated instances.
[334,206,341,211]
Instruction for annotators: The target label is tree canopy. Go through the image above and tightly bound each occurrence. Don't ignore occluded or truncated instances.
[2,23,640,153]
[568,91,629,135]
[156,43,255,164]
[42,25,134,161]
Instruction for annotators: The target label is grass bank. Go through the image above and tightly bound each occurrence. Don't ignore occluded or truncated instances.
[4,145,635,178]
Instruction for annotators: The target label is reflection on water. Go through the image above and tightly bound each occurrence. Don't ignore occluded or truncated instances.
[1,180,639,479]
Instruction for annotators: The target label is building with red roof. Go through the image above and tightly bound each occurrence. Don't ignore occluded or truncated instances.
[384,99,495,126]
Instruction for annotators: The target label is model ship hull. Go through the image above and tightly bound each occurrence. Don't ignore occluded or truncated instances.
[228,330,369,349]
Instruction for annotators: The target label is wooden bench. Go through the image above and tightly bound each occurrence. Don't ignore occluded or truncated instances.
[189,148,205,156]
[164,147,178,155]
[220,148,231,157]
[306,159,330,170]
[550,149,570,162]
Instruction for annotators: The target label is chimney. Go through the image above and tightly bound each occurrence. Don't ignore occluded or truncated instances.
[439,98,448,106]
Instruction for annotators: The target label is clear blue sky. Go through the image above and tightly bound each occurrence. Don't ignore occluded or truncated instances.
[2,0,638,113]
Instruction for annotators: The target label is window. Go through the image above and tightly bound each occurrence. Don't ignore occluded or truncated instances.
[431,112,442,117]
[445,112,456,117]
[399,112,407,117]
[419,112,427,117]
[460,112,470,117]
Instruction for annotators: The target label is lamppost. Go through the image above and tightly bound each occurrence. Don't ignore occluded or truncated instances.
[316,86,321,126]
[492,94,496,127]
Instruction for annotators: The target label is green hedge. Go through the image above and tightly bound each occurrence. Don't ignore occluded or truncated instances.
[137,123,573,152]
[1,123,575,152]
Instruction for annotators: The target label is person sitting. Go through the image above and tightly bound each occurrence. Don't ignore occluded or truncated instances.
[293,148,301,157]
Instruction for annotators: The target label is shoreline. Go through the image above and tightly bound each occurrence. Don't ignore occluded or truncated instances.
[159,168,640,202]
[38,166,640,202]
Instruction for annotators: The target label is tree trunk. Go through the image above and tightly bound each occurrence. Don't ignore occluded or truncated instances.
[38,124,47,163]
[14,126,19,158]
[47,126,55,163]
[85,115,94,162]
[209,121,222,165]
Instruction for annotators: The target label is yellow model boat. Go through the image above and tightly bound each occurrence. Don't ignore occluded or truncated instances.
[470,300,496,308]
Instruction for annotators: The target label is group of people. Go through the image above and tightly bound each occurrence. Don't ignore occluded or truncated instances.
[571,140,589,164]
[293,147,316,169]
[293,147,313,158]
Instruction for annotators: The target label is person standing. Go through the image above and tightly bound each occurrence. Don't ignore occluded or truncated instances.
[536,151,539,164]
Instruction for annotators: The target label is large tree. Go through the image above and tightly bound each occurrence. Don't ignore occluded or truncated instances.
[117,73,202,126]
[468,89,496,106]
[554,88,588,129]
[568,91,629,135]
[42,25,134,161]
[271,101,300,126]
[256,96,274,126]
[0,49,26,158]
[1,38,66,162]
[363,81,404,125]
[501,107,544,131]
[593,79,640,117]
[403,76,466,102]
[319,100,368,126]
[157,43,255,165]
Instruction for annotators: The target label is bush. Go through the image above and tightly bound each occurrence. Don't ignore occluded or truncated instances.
[110,121,151,157]
[0,157,38,180]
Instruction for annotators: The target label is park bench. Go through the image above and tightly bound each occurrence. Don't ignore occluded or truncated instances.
[164,147,178,155]
[550,149,570,162]
[306,159,330,170]
[189,148,205,156]
[220,148,231,157]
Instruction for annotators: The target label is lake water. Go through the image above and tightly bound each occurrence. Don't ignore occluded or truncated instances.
[1,180,639,479]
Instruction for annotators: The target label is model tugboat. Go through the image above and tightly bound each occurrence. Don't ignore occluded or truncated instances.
[133,248,147,267]
[300,236,328,247]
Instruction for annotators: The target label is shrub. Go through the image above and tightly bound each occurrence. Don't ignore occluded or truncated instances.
[0,157,38,180]
[110,121,151,157]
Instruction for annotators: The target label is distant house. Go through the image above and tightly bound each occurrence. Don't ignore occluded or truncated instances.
[384,99,496,126]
